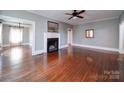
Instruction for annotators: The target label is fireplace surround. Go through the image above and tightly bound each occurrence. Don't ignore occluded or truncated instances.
[47,38,59,53]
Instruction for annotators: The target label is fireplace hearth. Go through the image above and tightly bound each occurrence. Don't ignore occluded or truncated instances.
[47,38,59,53]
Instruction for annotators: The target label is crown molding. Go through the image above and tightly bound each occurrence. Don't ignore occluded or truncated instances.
[75,16,119,26]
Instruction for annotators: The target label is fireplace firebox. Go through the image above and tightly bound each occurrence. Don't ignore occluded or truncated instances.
[47,38,59,53]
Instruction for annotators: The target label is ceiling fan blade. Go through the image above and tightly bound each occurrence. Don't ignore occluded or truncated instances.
[77,16,84,19]
[65,13,72,15]
[78,10,85,14]
[68,16,74,20]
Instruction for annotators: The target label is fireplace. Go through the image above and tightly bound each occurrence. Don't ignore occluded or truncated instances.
[47,38,59,53]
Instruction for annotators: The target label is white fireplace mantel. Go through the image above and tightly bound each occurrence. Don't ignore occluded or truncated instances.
[44,32,60,53]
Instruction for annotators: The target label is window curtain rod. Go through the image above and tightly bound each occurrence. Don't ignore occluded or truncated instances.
[9,25,24,28]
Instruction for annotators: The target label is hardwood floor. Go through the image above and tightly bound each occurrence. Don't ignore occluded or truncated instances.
[0,45,124,82]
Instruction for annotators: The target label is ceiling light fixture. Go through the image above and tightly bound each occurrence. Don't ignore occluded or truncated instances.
[73,16,77,19]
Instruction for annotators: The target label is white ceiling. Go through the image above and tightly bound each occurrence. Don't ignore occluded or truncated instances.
[27,10,122,25]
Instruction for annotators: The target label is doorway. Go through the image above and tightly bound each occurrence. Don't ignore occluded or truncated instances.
[0,22,33,59]
[0,15,35,57]
[67,28,72,45]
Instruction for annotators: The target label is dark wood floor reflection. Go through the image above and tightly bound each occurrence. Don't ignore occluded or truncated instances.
[0,45,124,82]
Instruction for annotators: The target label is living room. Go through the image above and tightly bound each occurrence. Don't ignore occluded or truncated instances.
[0,10,124,82]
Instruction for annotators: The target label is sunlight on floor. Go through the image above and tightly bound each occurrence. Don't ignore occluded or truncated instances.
[10,47,22,61]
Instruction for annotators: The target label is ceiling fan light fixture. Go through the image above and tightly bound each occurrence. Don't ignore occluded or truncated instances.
[73,16,77,19]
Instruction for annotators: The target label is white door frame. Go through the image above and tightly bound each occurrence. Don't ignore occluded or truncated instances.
[119,22,124,54]
[0,15,36,55]
[0,23,3,48]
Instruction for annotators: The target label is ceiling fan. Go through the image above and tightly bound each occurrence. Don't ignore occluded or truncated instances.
[65,10,85,20]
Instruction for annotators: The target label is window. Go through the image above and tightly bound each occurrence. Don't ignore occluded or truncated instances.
[9,27,23,44]
[85,29,94,38]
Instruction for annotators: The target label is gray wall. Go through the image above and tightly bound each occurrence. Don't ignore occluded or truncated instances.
[2,24,10,45]
[2,24,30,46]
[59,23,71,46]
[0,10,72,51]
[73,19,119,49]
[43,18,72,46]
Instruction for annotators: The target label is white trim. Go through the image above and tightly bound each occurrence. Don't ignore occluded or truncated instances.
[32,49,44,56]
[72,43,119,52]
[2,22,31,28]
[0,23,3,47]
[2,43,30,47]
[0,15,35,24]
[119,50,124,54]
[119,22,124,54]
[74,17,119,25]
[22,43,30,46]
[60,44,68,49]
[30,22,35,55]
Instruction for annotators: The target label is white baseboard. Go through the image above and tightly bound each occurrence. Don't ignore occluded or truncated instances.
[32,49,44,56]
[32,44,122,56]
[2,44,10,47]
[59,44,68,49]
[22,43,30,46]
[119,50,124,54]
[2,43,30,47]
[72,43,119,52]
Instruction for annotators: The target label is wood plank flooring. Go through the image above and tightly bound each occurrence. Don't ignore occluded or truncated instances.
[0,45,124,82]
